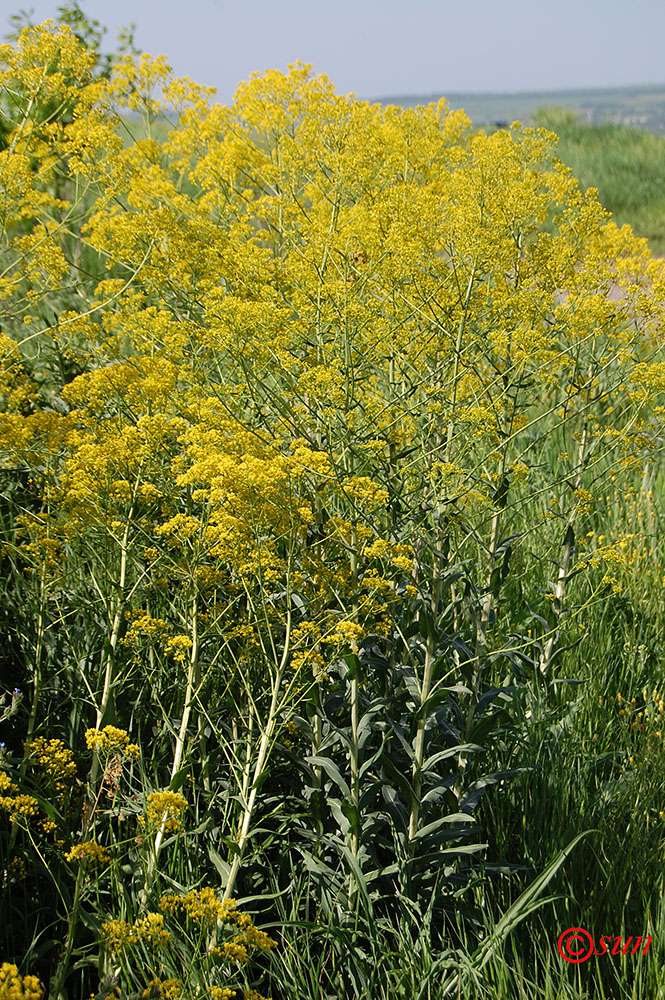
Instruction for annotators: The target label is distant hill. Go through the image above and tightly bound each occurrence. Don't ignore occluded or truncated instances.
[373,84,665,133]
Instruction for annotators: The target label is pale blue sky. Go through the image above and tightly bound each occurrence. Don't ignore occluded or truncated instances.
[5,0,665,103]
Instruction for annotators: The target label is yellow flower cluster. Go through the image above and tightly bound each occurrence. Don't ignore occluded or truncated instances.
[101,913,171,952]
[342,476,389,510]
[23,738,77,806]
[122,612,169,648]
[321,620,364,650]
[85,727,140,760]
[146,791,188,831]
[165,634,194,663]
[159,887,234,924]
[158,891,276,963]
[214,940,246,964]
[65,841,111,865]
[8,857,26,880]
[574,488,594,515]
[280,719,302,750]
[0,771,39,825]
[142,978,182,999]
[0,963,43,1000]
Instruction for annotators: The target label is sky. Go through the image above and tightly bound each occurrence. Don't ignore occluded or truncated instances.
[4,0,665,104]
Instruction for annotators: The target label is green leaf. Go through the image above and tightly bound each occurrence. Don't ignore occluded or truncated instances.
[306,755,351,799]
[473,831,593,971]
[409,815,477,843]
[168,765,189,792]
[422,743,482,772]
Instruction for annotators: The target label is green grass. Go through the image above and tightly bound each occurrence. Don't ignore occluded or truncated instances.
[532,109,665,255]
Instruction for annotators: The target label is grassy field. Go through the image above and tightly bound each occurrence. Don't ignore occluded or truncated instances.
[532,109,665,255]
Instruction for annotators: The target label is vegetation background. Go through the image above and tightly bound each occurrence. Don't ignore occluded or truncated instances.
[1,6,665,1000]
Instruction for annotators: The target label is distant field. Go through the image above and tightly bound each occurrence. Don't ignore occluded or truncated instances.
[375,83,665,132]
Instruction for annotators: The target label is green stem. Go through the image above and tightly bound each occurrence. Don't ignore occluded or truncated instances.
[348,526,360,871]
[96,515,133,730]
[409,555,442,843]
[151,595,200,870]
[539,421,588,682]
[223,608,292,901]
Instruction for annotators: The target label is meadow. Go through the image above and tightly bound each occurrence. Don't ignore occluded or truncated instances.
[532,107,665,255]
[1,15,665,1000]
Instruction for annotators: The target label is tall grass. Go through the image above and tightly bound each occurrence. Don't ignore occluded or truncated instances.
[534,108,665,254]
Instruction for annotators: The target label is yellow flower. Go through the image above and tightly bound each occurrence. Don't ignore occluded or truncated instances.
[159,887,232,923]
[8,856,26,879]
[65,841,111,865]
[102,913,171,952]
[85,727,139,760]
[165,634,194,663]
[0,793,40,824]
[142,980,182,1000]
[146,790,187,831]
[0,963,43,1000]
[218,939,248,964]
[0,772,16,794]
[133,913,171,948]
[101,918,136,951]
